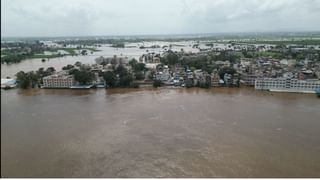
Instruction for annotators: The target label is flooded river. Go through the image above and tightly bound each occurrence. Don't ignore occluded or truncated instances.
[1,87,320,177]
[1,42,200,78]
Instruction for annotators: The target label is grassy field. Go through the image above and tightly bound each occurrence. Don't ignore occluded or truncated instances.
[256,51,281,57]
[1,49,10,55]
[234,52,244,58]
[234,51,283,59]
[60,48,76,55]
[1,47,101,64]
[30,54,63,59]
[58,47,100,55]
[85,47,100,52]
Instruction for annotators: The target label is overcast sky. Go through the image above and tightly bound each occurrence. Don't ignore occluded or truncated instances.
[2,0,320,37]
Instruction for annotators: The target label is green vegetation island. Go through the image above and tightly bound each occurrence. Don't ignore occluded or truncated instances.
[1,40,100,64]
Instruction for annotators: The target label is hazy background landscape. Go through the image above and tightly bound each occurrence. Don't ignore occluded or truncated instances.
[2,0,320,37]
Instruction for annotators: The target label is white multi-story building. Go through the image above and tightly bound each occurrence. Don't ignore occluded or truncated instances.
[255,78,320,93]
[242,74,258,86]
[43,72,75,88]
[211,73,220,87]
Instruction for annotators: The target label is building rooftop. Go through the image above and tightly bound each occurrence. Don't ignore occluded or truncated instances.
[43,73,73,79]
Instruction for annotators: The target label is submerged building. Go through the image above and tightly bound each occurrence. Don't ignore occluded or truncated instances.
[211,73,220,87]
[1,78,17,89]
[255,78,320,93]
[43,72,75,88]
[242,74,258,86]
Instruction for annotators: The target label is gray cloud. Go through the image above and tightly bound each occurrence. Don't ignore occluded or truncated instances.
[1,0,320,37]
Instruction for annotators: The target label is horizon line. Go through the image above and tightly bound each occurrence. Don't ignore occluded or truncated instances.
[2,31,320,39]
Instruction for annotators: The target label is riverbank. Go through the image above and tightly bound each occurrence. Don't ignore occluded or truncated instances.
[2,86,318,97]
[3,84,320,97]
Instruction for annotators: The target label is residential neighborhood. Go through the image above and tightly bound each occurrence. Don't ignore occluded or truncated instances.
[3,41,320,95]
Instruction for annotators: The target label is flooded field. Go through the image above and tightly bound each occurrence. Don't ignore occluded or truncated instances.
[1,87,320,177]
[1,42,201,78]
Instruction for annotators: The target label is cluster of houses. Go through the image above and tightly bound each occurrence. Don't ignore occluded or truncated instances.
[4,41,320,94]
[154,65,240,88]
[38,51,320,92]
[237,56,320,93]
[151,42,320,93]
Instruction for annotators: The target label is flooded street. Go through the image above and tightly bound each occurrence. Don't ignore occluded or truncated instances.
[1,87,320,177]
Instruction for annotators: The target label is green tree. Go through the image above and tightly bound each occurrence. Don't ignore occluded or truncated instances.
[74,69,95,85]
[46,67,56,74]
[111,43,125,48]
[134,71,145,80]
[74,61,82,67]
[103,71,117,87]
[129,59,138,67]
[202,64,217,74]
[119,74,133,87]
[27,71,39,88]
[153,80,162,88]
[161,51,179,65]
[69,68,80,75]
[37,67,46,77]
[16,71,30,89]
[219,67,236,79]
[36,68,45,84]
[115,65,128,76]
[62,64,74,70]
[133,63,146,72]
[15,71,39,89]
[167,51,179,65]
[228,53,238,64]
[190,66,196,72]
[81,50,87,55]
[111,65,134,87]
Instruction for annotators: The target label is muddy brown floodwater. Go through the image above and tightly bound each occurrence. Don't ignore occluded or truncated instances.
[1,87,320,177]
